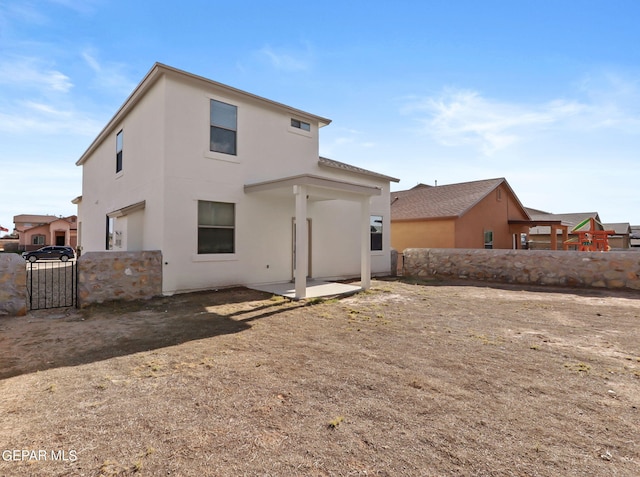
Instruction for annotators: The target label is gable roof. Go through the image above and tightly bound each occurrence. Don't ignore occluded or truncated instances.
[318,157,399,183]
[527,210,603,234]
[391,178,527,221]
[77,63,332,166]
[603,223,631,235]
[23,215,78,232]
[13,214,59,224]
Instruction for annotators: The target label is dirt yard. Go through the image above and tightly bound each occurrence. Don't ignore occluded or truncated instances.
[0,278,639,476]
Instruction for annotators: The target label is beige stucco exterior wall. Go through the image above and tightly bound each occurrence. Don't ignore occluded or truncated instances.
[391,219,456,251]
[609,235,630,249]
[77,75,166,255]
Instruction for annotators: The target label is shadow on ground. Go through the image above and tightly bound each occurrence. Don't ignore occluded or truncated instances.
[0,287,299,380]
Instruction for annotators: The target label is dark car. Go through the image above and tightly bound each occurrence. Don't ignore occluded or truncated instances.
[22,246,75,262]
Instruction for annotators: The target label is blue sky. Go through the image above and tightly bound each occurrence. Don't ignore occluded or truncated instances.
[1,0,640,235]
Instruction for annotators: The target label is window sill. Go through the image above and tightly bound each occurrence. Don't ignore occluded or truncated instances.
[203,150,240,164]
[192,253,237,262]
[115,171,124,179]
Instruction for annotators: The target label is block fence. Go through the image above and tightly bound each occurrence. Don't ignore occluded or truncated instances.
[403,248,640,290]
[77,251,163,307]
[0,251,163,316]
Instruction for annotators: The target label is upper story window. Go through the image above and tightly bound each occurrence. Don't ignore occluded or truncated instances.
[116,130,123,173]
[291,118,310,131]
[210,99,237,155]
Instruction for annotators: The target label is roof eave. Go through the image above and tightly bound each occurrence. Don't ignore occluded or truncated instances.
[391,215,459,222]
[319,157,400,183]
[76,62,164,166]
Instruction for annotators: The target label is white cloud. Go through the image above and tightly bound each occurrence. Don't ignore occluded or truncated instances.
[47,0,102,14]
[406,88,586,155]
[0,57,73,93]
[321,127,378,157]
[574,72,640,131]
[258,45,311,72]
[0,2,48,26]
[0,100,102,136]
[81,49,137,96]
[405,73,640,156]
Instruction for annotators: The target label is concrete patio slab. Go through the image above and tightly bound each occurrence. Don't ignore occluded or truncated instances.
[249,280,362,299]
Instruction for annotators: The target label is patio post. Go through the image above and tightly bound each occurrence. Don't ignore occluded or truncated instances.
[294,185,308,299]
[360,196,371,290]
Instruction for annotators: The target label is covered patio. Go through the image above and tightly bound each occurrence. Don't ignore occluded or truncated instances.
[245,173,382,299]
[510,219,570,250]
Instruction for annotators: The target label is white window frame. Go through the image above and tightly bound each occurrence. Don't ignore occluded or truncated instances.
[484,230,494,249]
[370,215,383,252]
[116,130,123,173]
[288,117,312,137]
[197,200,236,255]
[209,99,238,156]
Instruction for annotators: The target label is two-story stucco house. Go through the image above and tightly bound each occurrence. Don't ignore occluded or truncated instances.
[74,63,398,298]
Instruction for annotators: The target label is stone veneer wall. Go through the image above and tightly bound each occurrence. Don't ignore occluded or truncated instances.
[0,254,27,316]
[403,248,640,290]
[77,251,162,307]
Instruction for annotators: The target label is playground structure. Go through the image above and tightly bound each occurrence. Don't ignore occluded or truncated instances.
[563,217,615,252]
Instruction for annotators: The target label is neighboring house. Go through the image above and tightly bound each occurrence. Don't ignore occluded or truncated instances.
[390,178,531,251]
[74,63,399,298]
[13,214,58,234]
[631,226,640,248]
[526,210,605,250]
[603,223,631,250]
[13,214,78,252]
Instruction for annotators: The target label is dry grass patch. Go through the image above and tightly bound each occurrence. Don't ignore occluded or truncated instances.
[1,279,639,475]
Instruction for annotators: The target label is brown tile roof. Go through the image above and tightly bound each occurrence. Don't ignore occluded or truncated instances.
[603,223,631,234]
[319,157,400,183]
[13,214,59,223]
[391,178,508,220]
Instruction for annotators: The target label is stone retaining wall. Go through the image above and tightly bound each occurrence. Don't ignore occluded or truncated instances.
[403,248,640,290]
[0,254,27,316]
[77,251,162,307]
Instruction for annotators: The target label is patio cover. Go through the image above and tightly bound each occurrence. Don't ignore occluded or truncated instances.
[245,174,382,299]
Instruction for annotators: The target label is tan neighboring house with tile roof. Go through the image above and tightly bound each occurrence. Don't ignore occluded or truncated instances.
[390,178,531,251]
[13,214,78,252]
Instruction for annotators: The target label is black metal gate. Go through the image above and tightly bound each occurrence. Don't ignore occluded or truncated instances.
[26,260,78,310]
